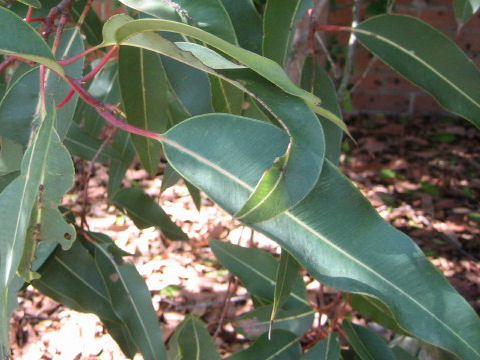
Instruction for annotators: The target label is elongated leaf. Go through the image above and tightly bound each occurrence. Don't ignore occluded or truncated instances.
[33,240,138,358]
[111,187,188,241]
[0,7,63,75]
[71,0,103,46]
[221,0,263,53]
[210,239,309,309]
[356,14,480,129]
[0,68,40,145]
[350,294,408,335]
[16,0,41,8]
[391,346,417,360]
[185,180,202,211]
[119,0,237,43]
[210,76,243,115]
[454,0,480,24]
[112,17,328,112]
[301,57,343,165]
[160,163,181,193]
[270,250,300,333]
[0,171,19,193]
[226,330,301,360]
[167,315,221,360]
[343,321,395,360]
[95,243,167,360]
[162,55,213,116]
[263,0,312,66]
[0,108,56,355]
[119,46,168,175]
[236,305,314,339]
[162,115,480,359]
[64,122,123,164]
[47,27,84,139]
[0,138,23,175]
[302,333,341,360]
[107,130,135,198]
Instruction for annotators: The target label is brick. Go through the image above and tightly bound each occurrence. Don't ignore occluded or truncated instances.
[456,32,480,53]
[420,8,457,29]
[350,71,383,90]
[462,12,480,29]
[383,73,418,91]
[352,92,411,112]
[413,93,447,113]
[354,47,391,71]
[329,7,351,25]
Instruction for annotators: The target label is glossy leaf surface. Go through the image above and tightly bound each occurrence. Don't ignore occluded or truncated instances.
[302,333,341,360]
[236,304,314,339]
[356,14,480,128]
[226,330,301,360]
[95,243,167,360]
[342,321,396,360]
[167,315,221,360]
[119,46,168,175]
[0,7,63,75]
[263,0,311,66]
[210,239,309,309]
[111,187,188,240]
[162,115,480,359]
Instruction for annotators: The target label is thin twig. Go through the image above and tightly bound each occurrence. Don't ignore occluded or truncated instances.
[214,276,238,337]
[75,0,93,28]
[349,56,377,94]
[337,0,361,102]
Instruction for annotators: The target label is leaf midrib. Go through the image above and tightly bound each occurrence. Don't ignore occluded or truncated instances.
[167,139,479,357]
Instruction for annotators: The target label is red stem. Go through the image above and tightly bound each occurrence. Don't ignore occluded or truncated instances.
[56,89,74,109]
[24,6,33,22]
[63,76,161,140]
[0,58,16,74]
[26,17,46,23]
[57,46,99,66]
[82,46,117,83]
[316,24,350,32]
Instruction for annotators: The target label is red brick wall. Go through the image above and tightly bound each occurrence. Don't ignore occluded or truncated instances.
[329,0,480,115]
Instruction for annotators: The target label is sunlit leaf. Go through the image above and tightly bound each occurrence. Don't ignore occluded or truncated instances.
[302,333,341,360]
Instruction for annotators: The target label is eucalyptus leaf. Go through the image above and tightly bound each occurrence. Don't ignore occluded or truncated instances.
[94,243,167,360]
[302,333,341,360]
[226,330,301,360]
[167,314,221,360]
[0,7,63,75]
[454,0,480,24]
[111,187,189,241]
[162,115,480,359]
[343,321,396,360]
[356,14,480,129]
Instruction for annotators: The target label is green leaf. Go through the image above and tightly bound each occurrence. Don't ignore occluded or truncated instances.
[33,240,138,358]
[262,0,312,66]
[302,333,341,360]
[343,321,396,360]
[107,130,135,198]
[185,180,202,211]
[0,7,63,75]
[94,243,167,360]
[454,0,480,24]
[220,0,263,54]
[16,0,41,8]
[162,115,480,359]
[71,0,103,46]
[270,250,300,334]
[226,330,301,360]
[0,138,23,175]
[224,70,325,223]
[0,107,57,355]
[350,294,408,335]
[391,346,418,360]
[210,239,309,309]
[236,304,314,339]
[162,54,213,116]
[167,314,221,360]
[160,163,181,193]
[0,171,19,193]
[82,60,120,137]
[0,68,40,145]
[112,17,326,112]
[64,122,124,164]
[47,27,85,139]
[210,75,244,115]
[111,187,189,241]
[356,14,480,129]
[120,0,237,44]
[301,57,343,165]
[119,46,168,175]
